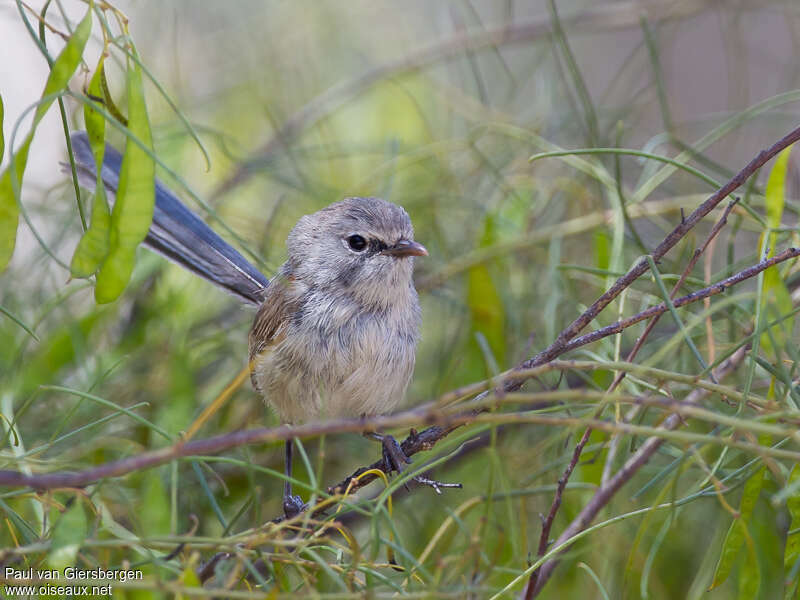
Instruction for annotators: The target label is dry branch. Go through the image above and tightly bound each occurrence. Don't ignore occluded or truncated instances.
[512,125,800,382]
[0,247,794,492]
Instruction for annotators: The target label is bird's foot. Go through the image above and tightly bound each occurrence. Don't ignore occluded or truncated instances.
[369,432,462,493]
[379,433,413,475]
[282,494,307,519]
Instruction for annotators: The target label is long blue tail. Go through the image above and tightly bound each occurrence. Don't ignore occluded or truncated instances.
[69,132,269,305]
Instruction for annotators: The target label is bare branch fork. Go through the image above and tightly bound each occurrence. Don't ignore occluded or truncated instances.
[513,124,800,381]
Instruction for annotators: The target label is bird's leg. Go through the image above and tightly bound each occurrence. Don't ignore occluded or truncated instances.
[282,438,306,519]
[364,431,411,475]
[364,431,462,494]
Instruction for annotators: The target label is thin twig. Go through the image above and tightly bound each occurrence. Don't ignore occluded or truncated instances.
[558,246,800,354]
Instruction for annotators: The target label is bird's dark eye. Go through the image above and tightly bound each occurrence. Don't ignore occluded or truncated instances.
[347,234,367,252]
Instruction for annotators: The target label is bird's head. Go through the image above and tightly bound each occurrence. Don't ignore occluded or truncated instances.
[286,196,426,309]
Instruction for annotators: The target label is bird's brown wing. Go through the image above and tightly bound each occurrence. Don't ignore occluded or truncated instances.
[248,275,299,392]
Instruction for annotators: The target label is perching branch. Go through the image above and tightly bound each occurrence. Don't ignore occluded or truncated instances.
[0,246,795,492]
[327,246,800,496]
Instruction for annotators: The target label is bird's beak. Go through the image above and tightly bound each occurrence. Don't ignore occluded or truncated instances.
[382,239,428,257]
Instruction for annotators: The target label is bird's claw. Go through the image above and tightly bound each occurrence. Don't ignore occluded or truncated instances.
[380,434,412,475]
[282,494,307,519]
[369,432,461,494]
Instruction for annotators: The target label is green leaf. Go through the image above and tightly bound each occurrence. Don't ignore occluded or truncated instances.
[70,178,110,278]
[711,467,765,589]
[84,59,107,165]
[765,147,791,245]
[95,48,154,303]
[180,565,202,588]
[0,7,92,271]
[47,500,88,571]
[785,465,800,579]
[99,59,128,127]
[35,8,92,128]
[466,215,505,373]
[737,526,761,599]
[140,471,170,537]
[593,230,610,271]
[739,466,765,520]
[0,140,28,271]
[70,60,111,278]
[761,145,794,353]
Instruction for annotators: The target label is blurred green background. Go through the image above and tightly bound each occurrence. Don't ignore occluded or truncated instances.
[2,1,800,597]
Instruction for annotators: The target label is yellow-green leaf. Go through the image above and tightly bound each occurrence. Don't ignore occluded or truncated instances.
[740,466,765,520]
[0,7,92,271]
[765,147,791,246]
[47,501,88,571]
[0,140,28,271]
[737,525,761,599]
[466,215,505,373]
[761,145,794,352]
[785,465,800,576]
[180,565,201,588]
[594,230,610,271]
[70,183,111,278]
[711,467,765,589]
[84,59,107,166]
[95,48,154,303]
[70,60,111,278]
[34,7,92,128]
[140,471,170,538]
[99,60,128,127]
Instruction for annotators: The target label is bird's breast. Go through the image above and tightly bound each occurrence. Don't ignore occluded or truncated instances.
[252,288,420,424]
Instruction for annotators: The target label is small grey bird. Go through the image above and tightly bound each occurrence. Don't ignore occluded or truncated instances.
[68,132,443,517]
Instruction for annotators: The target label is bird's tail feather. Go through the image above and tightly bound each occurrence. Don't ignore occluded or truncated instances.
[69,132,269,305]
